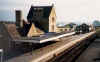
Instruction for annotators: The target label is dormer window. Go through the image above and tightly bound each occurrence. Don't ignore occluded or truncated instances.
[33,8,43,18]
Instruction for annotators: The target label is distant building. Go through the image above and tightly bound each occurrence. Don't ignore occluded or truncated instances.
[27,4,56,33]
[56,26,70,33]
[56,23,77,33]
[93,20,100,29]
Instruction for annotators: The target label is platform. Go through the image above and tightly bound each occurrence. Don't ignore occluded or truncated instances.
[13,32,75,43]
[6,31,95,62]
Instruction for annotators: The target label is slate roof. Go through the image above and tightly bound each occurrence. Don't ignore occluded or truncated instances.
[27,5,53,21]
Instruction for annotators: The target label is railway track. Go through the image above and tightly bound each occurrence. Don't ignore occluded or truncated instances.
[49,33,96,62]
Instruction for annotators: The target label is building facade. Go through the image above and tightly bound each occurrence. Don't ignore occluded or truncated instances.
[27,4,56,33]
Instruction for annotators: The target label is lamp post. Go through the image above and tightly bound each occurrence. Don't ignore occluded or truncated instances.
[0,49,3,62]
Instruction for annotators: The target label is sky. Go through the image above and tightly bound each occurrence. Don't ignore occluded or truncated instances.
[0,0,100,24]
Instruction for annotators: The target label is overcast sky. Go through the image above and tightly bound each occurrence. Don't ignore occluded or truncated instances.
[0,0,100,24]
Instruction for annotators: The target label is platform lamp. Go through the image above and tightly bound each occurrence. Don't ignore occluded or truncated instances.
[0,49,3,62]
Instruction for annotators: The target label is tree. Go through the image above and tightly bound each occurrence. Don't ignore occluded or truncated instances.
[65,24,70,28]
[93,20,100,27]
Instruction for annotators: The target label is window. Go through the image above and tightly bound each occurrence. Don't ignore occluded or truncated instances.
[33,8,43,18]
[52,17,55,23]
[52,25,55,32]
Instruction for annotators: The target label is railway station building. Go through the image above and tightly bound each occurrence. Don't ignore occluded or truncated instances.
[27,4,57,33]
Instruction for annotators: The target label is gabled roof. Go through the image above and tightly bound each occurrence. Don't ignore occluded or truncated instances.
[21,23,44,37]
[27,23,37,37]
[27,5,53,21]
[20,23,32,36]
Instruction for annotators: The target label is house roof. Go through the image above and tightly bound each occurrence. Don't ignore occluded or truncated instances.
[4,23,21,39]
[27,5,53,21]
[20,23,44,37]
[20,23,32,36]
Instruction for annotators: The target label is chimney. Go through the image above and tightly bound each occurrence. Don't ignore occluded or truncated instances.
[52,3,54,6]
[15,10,22,28]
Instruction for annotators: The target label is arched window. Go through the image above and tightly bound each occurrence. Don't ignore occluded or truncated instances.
[52,17,55,23]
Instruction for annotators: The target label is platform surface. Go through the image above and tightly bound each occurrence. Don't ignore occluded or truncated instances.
[14,32,75,43]
[6,32,95,62]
